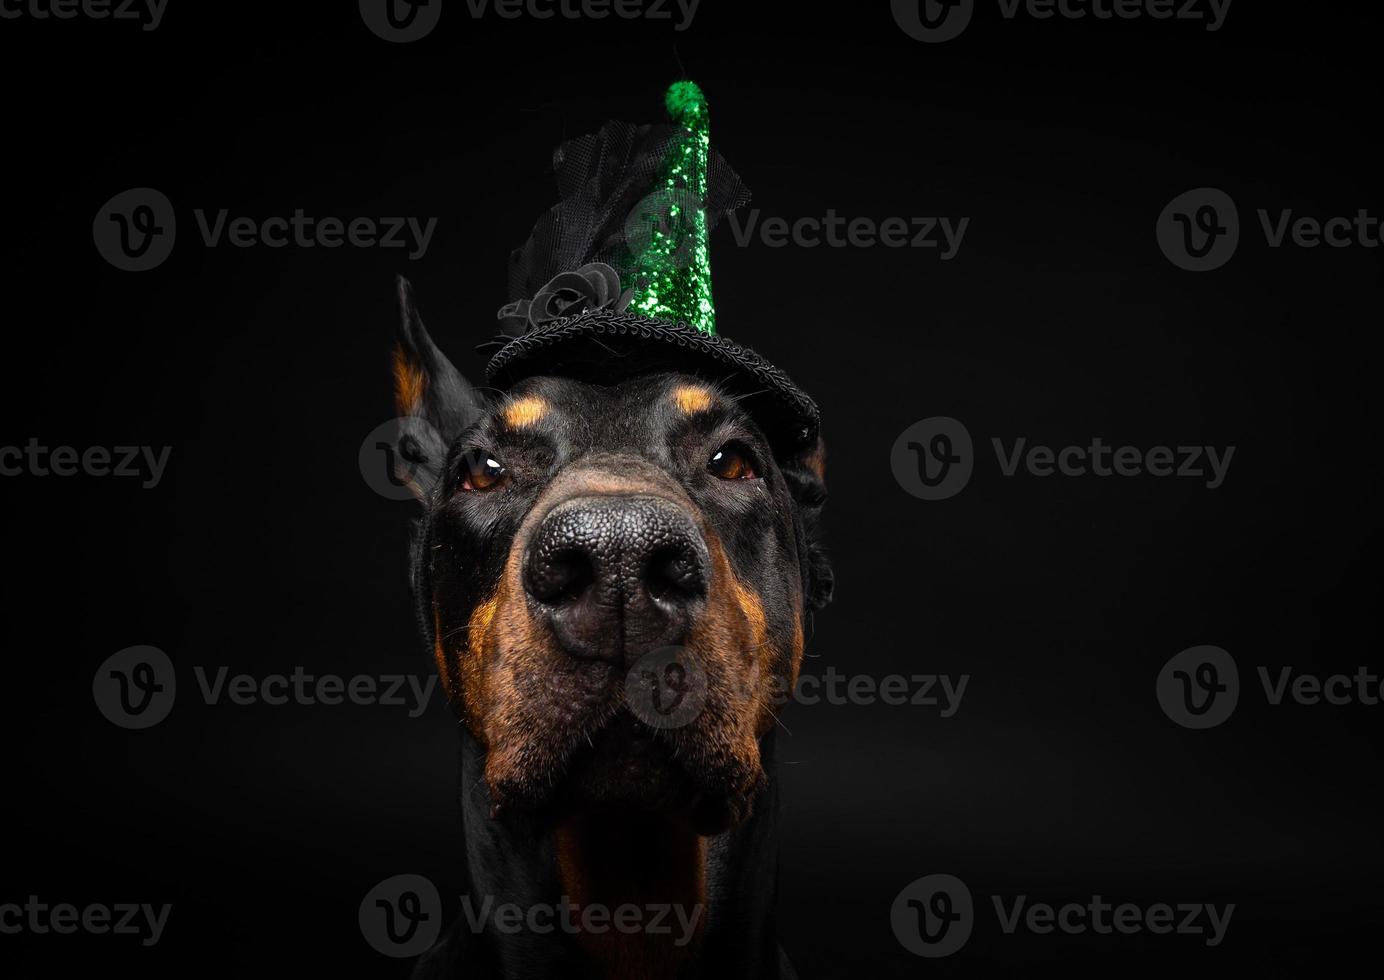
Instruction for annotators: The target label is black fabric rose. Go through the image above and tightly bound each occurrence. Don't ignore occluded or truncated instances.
[497,262,632,337]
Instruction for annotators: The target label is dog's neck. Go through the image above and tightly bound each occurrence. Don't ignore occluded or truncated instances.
[415,731,789,980]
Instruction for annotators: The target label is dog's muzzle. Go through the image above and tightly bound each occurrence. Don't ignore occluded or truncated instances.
[523,494,709,665]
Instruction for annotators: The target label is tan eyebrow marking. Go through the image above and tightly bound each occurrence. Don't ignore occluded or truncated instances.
[672,385,715,415]
[502,397,548,429]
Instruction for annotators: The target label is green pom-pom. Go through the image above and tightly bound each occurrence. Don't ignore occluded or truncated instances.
[664,80,707,125]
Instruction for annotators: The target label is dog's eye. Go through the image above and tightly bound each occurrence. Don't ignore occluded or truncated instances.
[460,452,507,492]
[708,442,758,481]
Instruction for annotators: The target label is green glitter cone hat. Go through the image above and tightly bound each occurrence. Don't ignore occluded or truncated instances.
[486,80,820,455]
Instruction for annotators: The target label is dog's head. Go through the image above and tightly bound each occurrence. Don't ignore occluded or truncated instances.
[389,281,831,833]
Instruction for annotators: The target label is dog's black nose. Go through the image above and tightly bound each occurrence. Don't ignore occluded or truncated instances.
[524,494,708,663]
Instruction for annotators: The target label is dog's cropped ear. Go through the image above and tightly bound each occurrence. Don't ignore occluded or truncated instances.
[390,276,486,501]
[783,436,833,611]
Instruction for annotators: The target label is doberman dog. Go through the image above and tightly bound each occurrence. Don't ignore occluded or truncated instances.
[389,279,831,979]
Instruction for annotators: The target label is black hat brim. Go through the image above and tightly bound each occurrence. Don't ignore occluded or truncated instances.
[484,310,819,457]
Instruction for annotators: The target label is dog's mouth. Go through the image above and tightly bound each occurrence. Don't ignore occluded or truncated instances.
[553,708,757,835]
[562,710,693,808]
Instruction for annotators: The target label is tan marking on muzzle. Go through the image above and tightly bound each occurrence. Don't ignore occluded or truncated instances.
[433,589,499,721]
[789,606,805,686]
[456,592,499,721]
[475,547,573,790]
[432,607,454,700]
[730,577,768,652]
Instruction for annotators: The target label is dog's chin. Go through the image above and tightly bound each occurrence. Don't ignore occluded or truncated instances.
[545,713,760,836]
[562,714,693,808]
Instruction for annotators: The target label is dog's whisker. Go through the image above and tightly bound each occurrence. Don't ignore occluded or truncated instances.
[766,707,793,738]
[466,776,491,807]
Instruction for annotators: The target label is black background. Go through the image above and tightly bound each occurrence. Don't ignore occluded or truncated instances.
[2,1,1379,976]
